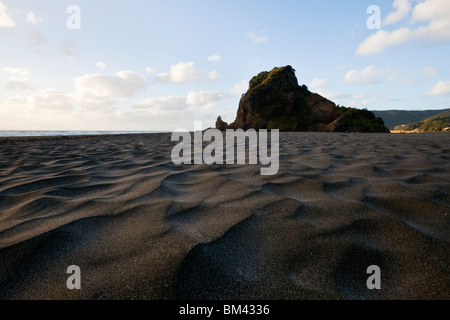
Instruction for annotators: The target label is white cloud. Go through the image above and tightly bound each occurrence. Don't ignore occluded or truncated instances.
[345,65,392,85]
[29,29,49,47]
[208,70,221,82]
[356,29,412,55]
[134,90,229,115]
[383,0,412,26]
[0,89,73,113]
[134,96,188,115]
[207,55,221,62]
[4,67,30,90]
[320,92,373,108]
[76,94,115,113]
[421,66,439,77]
[157,62,202,83]
[60,41,76,59]
[352,94,366,100]
[1,70,74,113]
[309,78,329,92]
[74,71,146,99]
[26,12,43,25]
[321,92,347,101]
[404,78,418,86]
[123,107,210,131]
[32,89,73,111]
[247,31,269,45]
[0,1,15,28]
[96,62,107,69]
[427,81,450,96]
[0,96,29,114]
[357,0,450,55]
[145,67,156,73]
[360,99,371,107]
[229,80,249,96]
[4,67,29,79]
[186,91,229,109]
[5,81,30,91]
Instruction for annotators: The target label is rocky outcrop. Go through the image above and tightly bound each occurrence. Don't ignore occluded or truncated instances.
[215,116,228,131]
[228,66,314,131]
[217,66,389,133]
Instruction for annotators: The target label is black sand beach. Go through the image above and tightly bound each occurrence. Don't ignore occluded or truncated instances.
[0,132,449,300]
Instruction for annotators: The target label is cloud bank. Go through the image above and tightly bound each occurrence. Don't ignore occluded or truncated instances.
[357,0,450,55]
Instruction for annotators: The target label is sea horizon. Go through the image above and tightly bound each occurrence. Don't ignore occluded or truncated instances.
[0,130,168,137]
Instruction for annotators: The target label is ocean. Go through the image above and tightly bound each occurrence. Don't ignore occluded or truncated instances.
[0,131,166,137]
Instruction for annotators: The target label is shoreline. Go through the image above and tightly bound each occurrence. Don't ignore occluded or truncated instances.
[1,130,447,144]
[0,132,171,144]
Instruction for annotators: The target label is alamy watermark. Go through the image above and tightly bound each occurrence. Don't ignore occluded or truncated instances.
[66,5,81,30]
[65,5,383,31]
[367,265,381,290]
[367,5,381,30]
[66,265,81,290]
[171,121,280,176]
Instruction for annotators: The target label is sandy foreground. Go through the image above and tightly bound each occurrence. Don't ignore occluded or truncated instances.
[0,132,449,300]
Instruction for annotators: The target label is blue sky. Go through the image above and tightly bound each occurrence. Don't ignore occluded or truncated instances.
[0,0,449,131]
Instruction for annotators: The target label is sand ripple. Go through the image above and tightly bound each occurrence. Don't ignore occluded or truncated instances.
[0,132,449,299]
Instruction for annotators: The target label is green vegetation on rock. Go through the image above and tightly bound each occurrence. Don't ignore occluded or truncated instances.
[330,107,390,133]
[217,66,390,133]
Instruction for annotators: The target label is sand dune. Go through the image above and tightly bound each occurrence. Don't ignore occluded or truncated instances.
[0,132,449,300]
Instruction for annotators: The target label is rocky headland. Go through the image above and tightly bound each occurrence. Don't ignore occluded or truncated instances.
[217,66,389,133]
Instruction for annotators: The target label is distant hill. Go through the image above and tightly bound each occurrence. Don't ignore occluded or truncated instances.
[394,109,450,132]
[372,109,449,129]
